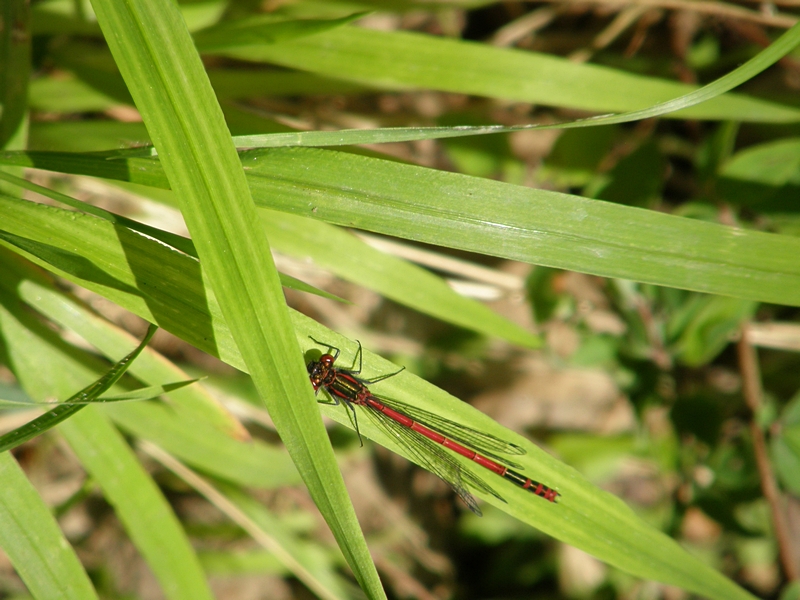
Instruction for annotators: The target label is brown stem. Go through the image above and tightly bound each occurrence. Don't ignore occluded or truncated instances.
[737,325,799,581]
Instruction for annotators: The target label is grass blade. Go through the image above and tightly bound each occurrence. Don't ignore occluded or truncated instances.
[0,453,99,600]
[86,0,384,594]
[219,23,800,122]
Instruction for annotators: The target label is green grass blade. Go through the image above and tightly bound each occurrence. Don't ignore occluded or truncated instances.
[87,0,383,595]
[97,381,201,402]
[0,401,84,452]
[242,148,800,306]
[214,483,351,600]
[107,398,301,489]
[2,251,247,438]
[33,18,800,147]
[0,380,199,407]
[0,453,99,600]
[36,41,364,112]
[192,20,800,151]
[0,167,536,343]
[218,24,800,122]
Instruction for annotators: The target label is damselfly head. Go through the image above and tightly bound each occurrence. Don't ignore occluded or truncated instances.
[307,354,337,391]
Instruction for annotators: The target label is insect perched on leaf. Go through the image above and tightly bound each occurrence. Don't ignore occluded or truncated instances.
[307,338,558,515]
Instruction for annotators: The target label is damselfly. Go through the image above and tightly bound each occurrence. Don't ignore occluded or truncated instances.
[307,338,558,515]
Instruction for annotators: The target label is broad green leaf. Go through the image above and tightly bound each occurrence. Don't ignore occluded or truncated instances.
[772,424,800,496]
[4,148,800,306]
[0,452,99,600]
[724,138,800,187]
[0,179,758,599]
[217,23,800,122]
[86,0,382,597]
[773,391,800,496]
[669,296,758,367]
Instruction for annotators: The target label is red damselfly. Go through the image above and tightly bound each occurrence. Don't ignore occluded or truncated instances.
[307,338,558,515]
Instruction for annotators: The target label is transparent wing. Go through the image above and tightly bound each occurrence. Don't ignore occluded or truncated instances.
[370,394,525,467]
[360,404,506,515]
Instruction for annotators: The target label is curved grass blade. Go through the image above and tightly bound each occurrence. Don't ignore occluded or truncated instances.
[119,19,800,156]
[0,323,157,453]
[0,379,200,408]
[217,22,800,122]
